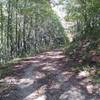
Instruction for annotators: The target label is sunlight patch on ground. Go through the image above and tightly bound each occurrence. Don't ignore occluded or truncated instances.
[42,63,56,71]
[79,78,92,86]
[38,55,46,58]
[78,78,98,94]
[77,71,90,79]
[62,71,73,75]
[59,86,85,100]
[23,85,47,100]
[46,51,63,55]
[24,95,47,100]
[21,60,40,64]
[18,78,34,88]
[4,77,18,84]
[15,64,24,68]
[48,55,65,59]
[33,71,46,79]
[34,95,47,100]
[86,84,94,94]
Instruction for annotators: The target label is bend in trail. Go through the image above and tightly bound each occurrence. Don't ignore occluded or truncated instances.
[0,50,99,100]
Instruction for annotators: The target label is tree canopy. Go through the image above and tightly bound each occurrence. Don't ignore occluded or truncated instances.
[0,0,66,63]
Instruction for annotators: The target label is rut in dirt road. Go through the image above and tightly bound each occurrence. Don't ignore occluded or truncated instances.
[0,50,99,100]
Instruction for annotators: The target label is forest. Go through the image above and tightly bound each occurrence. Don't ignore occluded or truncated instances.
[0,0,100,100]
[0,0,66,63]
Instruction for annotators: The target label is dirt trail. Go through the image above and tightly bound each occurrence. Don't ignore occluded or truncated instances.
[0,50,99,100]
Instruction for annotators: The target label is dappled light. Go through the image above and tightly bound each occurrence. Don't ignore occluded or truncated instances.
[25,95,47,100]
[23,85,47,100]
[0,50,99,100]
[42,65,57,71]
[59,86,85,100]
[0,0,100,100]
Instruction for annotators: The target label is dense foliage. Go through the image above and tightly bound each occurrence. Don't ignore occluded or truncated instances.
[64,0,100,66]
[64,0,100,38]
[64,0,100,46]
[62,0,100,84]
[0,0,66,63]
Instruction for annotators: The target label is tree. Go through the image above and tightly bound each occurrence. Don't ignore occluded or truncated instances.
[64,0,100,39]
[0,0,65,63]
